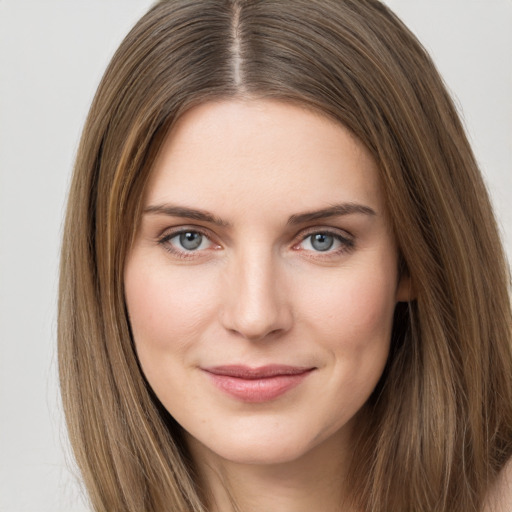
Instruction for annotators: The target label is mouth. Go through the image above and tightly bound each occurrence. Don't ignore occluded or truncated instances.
[202,365,315,403]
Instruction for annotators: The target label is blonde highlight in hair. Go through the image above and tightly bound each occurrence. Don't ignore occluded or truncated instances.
[59,1,512,510]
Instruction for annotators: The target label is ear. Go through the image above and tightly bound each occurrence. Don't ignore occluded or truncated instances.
[396,271,416,302]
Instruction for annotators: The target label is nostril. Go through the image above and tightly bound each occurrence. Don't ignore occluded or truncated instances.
[222,312,292,342]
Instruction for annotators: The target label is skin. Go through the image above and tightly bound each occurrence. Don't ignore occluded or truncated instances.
[124,99,412,511]
[484,460,512,512]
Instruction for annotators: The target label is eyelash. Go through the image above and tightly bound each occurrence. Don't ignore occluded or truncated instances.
[157,227,218,259]
[157,227,355,259]
[293,228,355,257]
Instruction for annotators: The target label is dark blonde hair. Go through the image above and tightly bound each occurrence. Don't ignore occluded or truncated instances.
[59,1,512,510]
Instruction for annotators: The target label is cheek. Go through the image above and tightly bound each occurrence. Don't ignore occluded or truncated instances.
[124,258,218,354]
[348,277,396,340]
[298,267,397,350]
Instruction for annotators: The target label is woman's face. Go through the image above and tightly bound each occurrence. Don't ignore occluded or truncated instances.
[124,99,410,466]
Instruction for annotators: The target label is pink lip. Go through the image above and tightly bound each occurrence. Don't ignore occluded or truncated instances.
[202,365,315,403]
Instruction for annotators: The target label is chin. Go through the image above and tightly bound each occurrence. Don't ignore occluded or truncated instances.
[185,418,344,468]
[216,440,309,466]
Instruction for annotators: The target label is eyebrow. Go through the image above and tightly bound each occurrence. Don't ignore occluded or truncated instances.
[143,204,230,227]
[287,203,376,225]
[143,202,376,227]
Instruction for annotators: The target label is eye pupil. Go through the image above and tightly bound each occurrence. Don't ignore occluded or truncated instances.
[311,233,334,251]
[179,232,202,250]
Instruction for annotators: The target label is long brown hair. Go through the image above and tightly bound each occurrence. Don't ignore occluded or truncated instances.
[58,1,512,510]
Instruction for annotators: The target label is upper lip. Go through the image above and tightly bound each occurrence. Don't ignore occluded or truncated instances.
[202,365,315,379]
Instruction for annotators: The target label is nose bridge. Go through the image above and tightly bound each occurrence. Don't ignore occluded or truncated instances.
[221,244,292,341]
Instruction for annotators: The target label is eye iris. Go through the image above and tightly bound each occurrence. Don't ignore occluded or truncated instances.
[179,232,202,250]
[311,233,334,251]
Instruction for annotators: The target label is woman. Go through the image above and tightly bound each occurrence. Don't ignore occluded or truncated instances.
[58,1,512,511]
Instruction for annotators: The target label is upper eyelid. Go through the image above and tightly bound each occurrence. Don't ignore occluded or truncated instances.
[294,225,354,241]
[296,232,353,247]
[157,225,214,241]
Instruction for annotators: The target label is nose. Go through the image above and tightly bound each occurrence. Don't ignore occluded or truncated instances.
[220,249,293,341]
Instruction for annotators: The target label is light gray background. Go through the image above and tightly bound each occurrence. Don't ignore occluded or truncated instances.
[0,1,510,511]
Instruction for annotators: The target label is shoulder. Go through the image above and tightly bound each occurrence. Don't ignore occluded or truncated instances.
[484,459,512,512]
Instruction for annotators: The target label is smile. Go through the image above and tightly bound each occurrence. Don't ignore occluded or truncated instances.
[202,365,315,403]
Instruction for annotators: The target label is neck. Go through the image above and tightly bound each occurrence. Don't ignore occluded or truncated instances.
[187,430,357,512]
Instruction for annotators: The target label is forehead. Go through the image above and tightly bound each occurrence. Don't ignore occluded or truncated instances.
[145,99,384,218]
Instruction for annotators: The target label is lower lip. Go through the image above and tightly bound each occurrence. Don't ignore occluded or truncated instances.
[204,370,313,403]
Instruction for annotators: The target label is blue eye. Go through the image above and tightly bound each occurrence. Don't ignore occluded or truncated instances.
[177,231,204,250]
[298,231,353,254]
[162,230,214,253]
[310,233,335,251]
